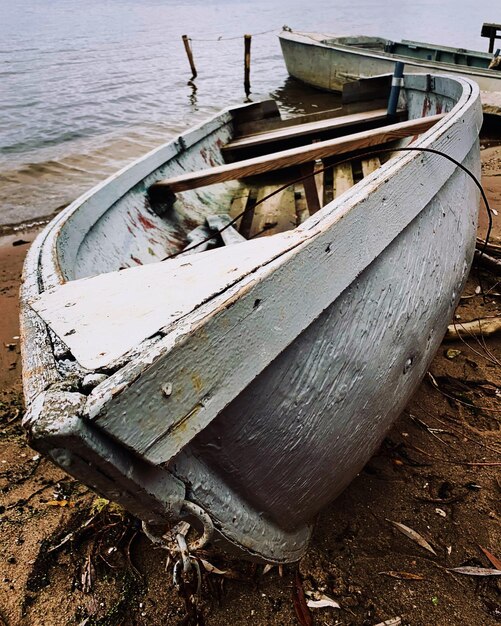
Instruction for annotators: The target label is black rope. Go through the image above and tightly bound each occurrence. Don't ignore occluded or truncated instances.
[161,145,493,261]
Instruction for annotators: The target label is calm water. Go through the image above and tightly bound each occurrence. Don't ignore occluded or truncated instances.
[0,0,498,228]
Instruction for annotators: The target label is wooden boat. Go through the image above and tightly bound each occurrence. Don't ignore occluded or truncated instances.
[279,30,501,94]
[21,73,482,563]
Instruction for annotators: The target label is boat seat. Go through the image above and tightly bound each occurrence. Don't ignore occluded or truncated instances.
[223,108,401,158]
[149,114,444,196]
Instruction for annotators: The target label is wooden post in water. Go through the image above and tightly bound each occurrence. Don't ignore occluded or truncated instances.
[182,35,197,80]
[481,23,501,54]
[244,34,252,97]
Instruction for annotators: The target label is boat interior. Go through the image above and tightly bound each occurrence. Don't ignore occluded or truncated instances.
[148,94,443,260]
[52,75,453,288]
[321,35,495,70]
[31,74,458,373]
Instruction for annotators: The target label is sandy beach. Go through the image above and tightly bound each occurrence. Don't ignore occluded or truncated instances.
[0,150,499,625]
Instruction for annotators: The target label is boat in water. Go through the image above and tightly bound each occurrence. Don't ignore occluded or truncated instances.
[21,73,482,562]
[279,29,501,94]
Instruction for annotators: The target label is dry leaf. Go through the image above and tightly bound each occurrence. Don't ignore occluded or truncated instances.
[292,571,313,626]
[199,559,241,580]
[379,571,425,580]
[374,619,402,626]
[262,564,274,575]
[47,531,75,553]
[479,546,501,570]
[427,372,439,389]
[449,566,501,576]
[199,559,227,575]
[386,519,437,555]
[306,593,340,609]
[47,500,75,508]
[81,554,94,593]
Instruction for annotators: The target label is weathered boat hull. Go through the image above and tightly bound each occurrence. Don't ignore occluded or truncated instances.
[21,75,482,562]
[279,31,501,94]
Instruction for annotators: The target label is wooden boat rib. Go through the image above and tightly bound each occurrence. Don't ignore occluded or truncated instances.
[279,30,501,94]
[21,74,482,562]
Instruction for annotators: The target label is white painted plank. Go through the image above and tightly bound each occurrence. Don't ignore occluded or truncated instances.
[29,235,294,370]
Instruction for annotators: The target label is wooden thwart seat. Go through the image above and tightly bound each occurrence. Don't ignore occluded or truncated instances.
[224,107,400,154]
[150,114,444,195]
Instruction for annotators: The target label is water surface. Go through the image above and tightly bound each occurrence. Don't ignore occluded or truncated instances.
[0,0,497,227]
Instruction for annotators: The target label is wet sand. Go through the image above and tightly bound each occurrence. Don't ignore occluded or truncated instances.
[0,151,499,626]
[0,231,39,392]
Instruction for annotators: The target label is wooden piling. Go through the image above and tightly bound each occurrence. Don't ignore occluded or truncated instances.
[244,34,252,97]
[481,23,501,54]
[182,35,197,79]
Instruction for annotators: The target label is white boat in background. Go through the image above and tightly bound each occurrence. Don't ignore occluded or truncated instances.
[279,29,501,94]
[21,73,482,563]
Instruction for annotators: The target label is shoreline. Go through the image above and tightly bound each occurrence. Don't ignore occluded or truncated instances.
[0,214,55,238]
[0,228,41,393]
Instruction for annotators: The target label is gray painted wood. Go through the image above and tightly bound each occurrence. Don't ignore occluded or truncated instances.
[151,115,444,193]
[279,30,501,95]
[20,75,483,562]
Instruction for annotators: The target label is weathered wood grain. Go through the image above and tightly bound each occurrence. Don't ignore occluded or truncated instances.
[151,114,444,193]
[333,163,354,198]
[19,234,61,404]
[250,185,296,238]
[300,162,321,215]
[224,107,393,151]
[293,184,309,225]
[361,157,381,177]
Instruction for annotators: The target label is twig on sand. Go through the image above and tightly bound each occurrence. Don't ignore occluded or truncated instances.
[425,412,501,456]
[474,249,501,275]
[427,372,501,413]
[445,316,501,341]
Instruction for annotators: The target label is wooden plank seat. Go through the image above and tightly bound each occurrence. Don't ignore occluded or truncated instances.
[149,114,444,195]
[233,98,395,138]
[223,108,404,156]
